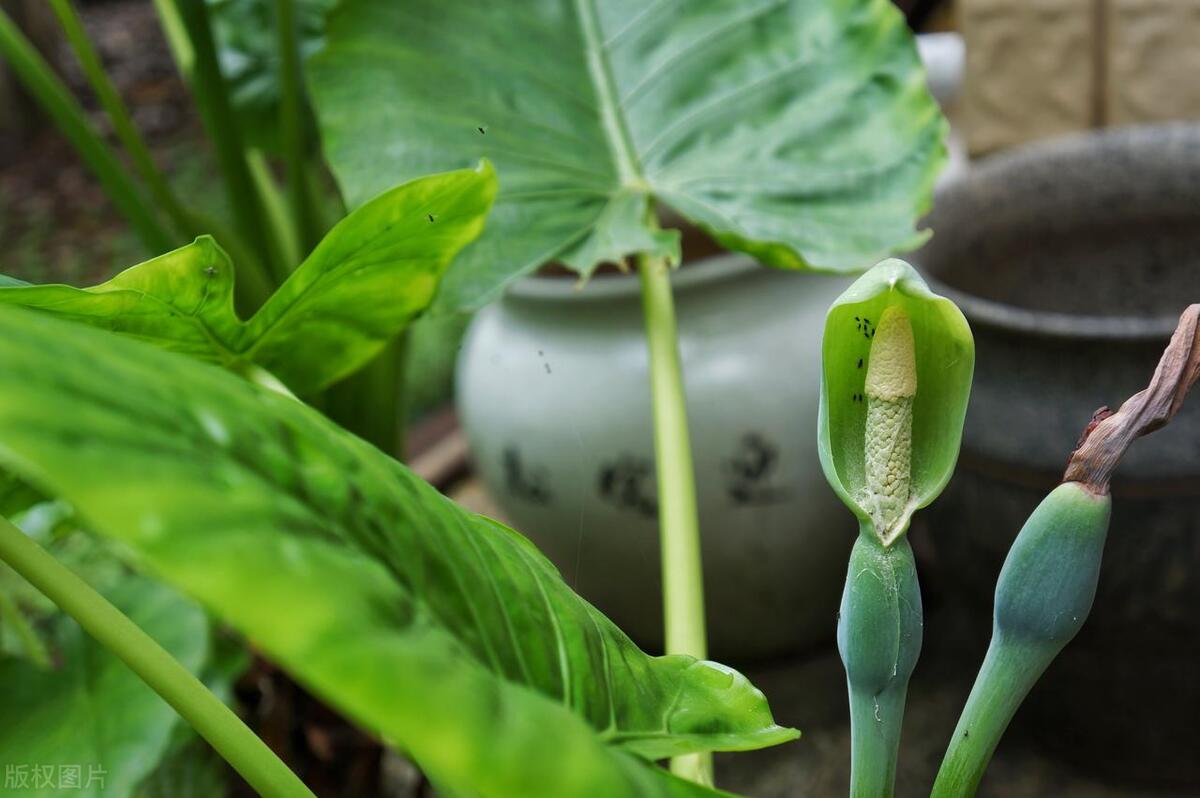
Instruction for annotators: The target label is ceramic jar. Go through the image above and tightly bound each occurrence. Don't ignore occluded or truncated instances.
[456,254,856,661]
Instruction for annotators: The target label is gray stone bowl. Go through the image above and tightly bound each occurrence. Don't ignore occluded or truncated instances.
[910,124,1200,788]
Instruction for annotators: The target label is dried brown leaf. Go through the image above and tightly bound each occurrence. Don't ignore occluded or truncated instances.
[1064,304,1200,492]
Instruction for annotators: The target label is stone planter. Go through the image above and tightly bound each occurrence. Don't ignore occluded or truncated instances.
[456,254,856,662]
[912,124,1200,787]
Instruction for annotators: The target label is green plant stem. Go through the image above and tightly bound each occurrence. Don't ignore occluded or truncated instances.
[838,533,922,798]
[49,0,194,242]
[149,0,278,307]
[151,0,193,77]
[247,149,301,271]
[175,0,289,293]
[307,158,344,230]
[50,0,263,295]
[0,515,314,798]
[240,363,299,400]
[636,252,710,785]
[274,0,321,254]
[0,7,173,253]
[847,684,907,798]
[931,641,1035,798]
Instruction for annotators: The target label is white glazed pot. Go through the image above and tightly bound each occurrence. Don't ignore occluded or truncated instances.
[456,254,856,661]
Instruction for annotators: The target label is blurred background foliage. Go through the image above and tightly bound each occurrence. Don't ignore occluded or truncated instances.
[0,0,461,423]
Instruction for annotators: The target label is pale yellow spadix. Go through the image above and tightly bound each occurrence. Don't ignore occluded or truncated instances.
[866,306,917,400]
[863,305,916,542]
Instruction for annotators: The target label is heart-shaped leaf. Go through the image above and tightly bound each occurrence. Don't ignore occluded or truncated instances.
[0,307,795,796]
[0,163,496,395]
[309,0,946,311]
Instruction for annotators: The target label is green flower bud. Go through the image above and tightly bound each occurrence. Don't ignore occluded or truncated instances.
[932,482,1111,797]
[819,259,974,546]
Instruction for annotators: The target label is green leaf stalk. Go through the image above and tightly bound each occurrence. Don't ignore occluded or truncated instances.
[0,514,315,798]
[838,532,922,798]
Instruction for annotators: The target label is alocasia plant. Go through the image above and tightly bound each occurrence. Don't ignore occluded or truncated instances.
[0,160,498,792]
[308,0,946,312]
[0,305,794,797]
[308,7,946,783]
[0,0,441,459]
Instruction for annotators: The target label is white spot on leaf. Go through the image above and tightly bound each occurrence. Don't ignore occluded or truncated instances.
[195,409,230,446]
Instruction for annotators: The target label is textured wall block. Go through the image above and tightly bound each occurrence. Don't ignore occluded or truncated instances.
[961,0,1096,155]
[1107,0,1200,124]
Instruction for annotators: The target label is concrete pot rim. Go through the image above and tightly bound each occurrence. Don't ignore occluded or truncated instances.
[918,123,1200,342]
[923,281,1178,341]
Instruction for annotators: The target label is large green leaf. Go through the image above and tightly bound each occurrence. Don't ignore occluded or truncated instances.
[0,572,209,798]
[0,163,496,395]
[0,307,795,796]
[309,0,946,311]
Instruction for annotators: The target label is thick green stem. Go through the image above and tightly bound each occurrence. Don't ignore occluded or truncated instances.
[273,0,321,254]
[20,0,271,307]
[0,7,173,253]
[49,0,194,242]
[0,515,314,798]
[838,533,922,798]
[636,252,710,785]
[847,684,907,798]
[175,0,289,295]
[931,639,1039,798]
